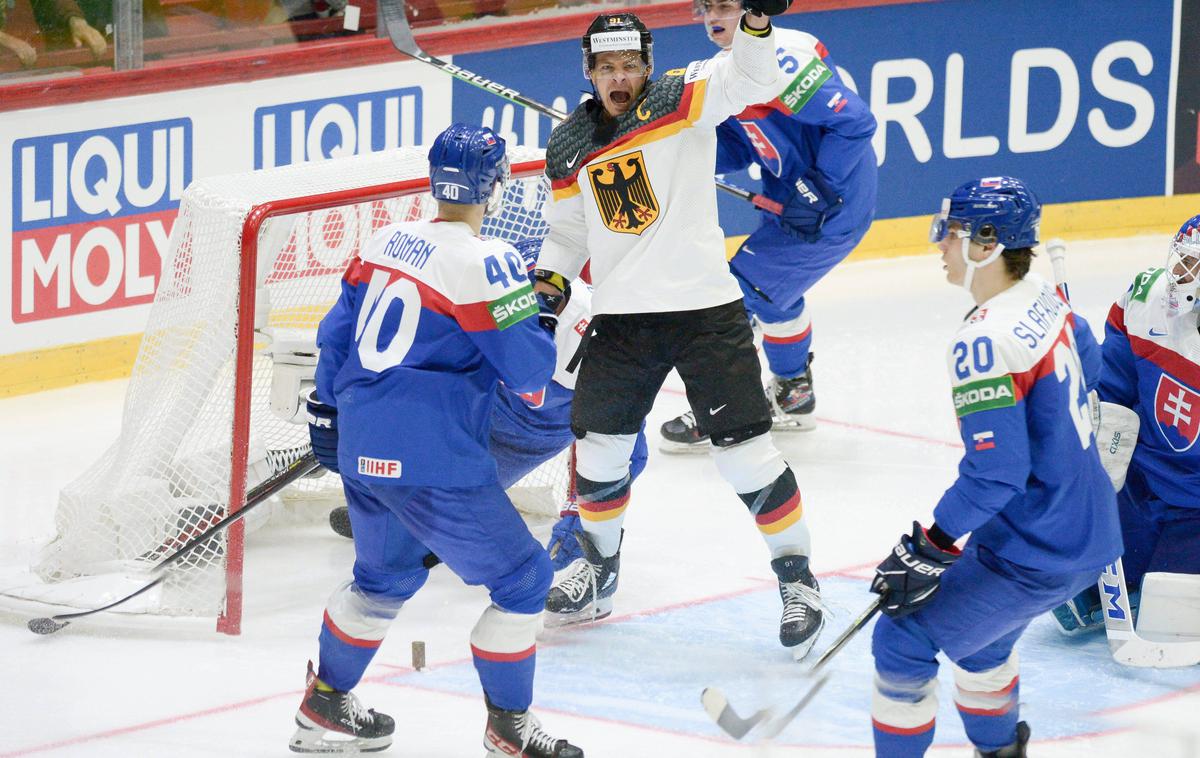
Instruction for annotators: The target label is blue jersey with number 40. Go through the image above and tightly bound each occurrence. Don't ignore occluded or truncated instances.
[933,274,1122,572]
[314,219,555,487]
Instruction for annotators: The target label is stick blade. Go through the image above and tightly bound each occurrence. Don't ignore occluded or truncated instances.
[701,687,771,740]
[378,0,423,58]
[28,617,68,635]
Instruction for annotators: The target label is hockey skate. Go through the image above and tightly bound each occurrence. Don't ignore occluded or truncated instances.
[767,357,816,432]
[290,661,395,754]
[975,721,1030,757]
[484,696,584,757]
[544,531,619,627]
[658,410,710,454]
[772,555,825,661]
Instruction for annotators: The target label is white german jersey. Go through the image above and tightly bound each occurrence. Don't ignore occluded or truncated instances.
[539,24,781,315]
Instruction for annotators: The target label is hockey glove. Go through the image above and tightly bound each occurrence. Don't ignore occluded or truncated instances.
[305,387,339,474]
[547,511,583,570]
[781,171,842,242]
[871,521,961,618]
[741,0,790,17]
[536,291,560,334]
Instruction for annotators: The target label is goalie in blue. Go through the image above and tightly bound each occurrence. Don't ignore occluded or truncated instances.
[295,124,584,757]
[867,177,1121,757]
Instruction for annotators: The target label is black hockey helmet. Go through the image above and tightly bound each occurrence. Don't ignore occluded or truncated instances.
[581,13,653,79]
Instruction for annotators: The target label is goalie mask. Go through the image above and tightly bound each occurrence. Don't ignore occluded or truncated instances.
[428,123,511,216]
[930,176,1041,291]
[1166,214,1200,318]
[581,12,653,79]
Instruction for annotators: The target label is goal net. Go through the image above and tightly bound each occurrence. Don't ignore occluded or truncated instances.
[15,144,566,634]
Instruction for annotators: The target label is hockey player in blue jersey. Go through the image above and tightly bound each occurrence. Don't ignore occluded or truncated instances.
[292,124,584,758]
[659,0,877,451]
[328,237,650,571]
[1052,214,1200,635]
[867,177,1121,757]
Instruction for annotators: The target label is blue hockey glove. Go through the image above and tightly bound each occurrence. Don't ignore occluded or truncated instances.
[535,290,560,334]
[547,512,583,570]
[781,171,843,242]
[870,521,961,618]
[305,387,339,474]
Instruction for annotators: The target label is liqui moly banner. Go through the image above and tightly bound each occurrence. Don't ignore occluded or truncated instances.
[11,119,192,323]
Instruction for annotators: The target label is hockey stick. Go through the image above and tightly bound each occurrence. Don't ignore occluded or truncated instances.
[27,452,322,635]
[701,595,882,740]
[376,0,785,216]
[1048,238,1200,667]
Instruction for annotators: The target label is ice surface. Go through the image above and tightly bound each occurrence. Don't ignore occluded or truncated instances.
[3,236,1199,757]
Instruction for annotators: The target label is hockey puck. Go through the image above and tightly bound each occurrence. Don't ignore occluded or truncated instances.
[411,640,426,671]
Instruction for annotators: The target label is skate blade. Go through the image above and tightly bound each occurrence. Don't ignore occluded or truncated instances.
[544,599,614,628]
[771,415,816,432]
[289,719,392,754]
[657,439,711,455]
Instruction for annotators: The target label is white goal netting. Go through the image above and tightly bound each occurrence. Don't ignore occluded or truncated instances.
[12,145,567,633]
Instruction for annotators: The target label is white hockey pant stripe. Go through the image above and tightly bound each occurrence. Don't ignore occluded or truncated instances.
[759,308,812,340]
[575,432,637,483]
[872,674,939,731]
[325,580,404,644]
[952,653,1019,714]
[470,604,541,656]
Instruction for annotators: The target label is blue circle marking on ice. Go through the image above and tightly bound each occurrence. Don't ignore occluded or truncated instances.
[379,575,1200,747]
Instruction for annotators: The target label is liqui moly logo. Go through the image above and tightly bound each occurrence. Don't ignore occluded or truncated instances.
[12,119,192,322]
[254,88,423,169]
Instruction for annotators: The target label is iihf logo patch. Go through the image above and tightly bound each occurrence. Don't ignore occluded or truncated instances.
[1154,373,1199,452]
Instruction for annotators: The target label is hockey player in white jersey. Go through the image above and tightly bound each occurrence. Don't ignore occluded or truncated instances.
[534,5,827,661]
[1052,214,1200,636]
[294,124,583,757]
[868,177,1121,756]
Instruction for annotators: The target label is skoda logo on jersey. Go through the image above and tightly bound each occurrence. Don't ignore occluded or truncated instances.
[1154,373,1200,452]
[588,151,659,235]
[737,121,782,176]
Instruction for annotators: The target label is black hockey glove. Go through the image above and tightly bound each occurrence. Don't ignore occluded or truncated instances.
[741,0,790,17]
[781,170,843,242]
[305,387,339,474]
[871,521,961,618]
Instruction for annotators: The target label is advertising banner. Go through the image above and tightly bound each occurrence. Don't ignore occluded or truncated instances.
[451,0,1176,233]
[1173,0,1200,193]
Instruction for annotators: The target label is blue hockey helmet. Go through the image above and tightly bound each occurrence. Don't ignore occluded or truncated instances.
[929,176,1042,250]
[1166,213,1200,316]
[428,124,510,213]
[513,237,543,277]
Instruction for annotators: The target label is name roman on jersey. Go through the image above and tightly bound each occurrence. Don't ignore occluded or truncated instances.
[1011,286,1067,349]
[489,288,540,330]
[382,230,436,269]
[954,375,1016,417]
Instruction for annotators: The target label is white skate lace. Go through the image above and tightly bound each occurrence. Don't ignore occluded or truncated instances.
[781,581,825,627]
[557,558,597,603]
[340,691,373,729]
[767,376,810,418]
[516,711,559,753]
[677,411,698,430]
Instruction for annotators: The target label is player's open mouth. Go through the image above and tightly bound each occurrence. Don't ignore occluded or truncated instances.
[610,91,631,105]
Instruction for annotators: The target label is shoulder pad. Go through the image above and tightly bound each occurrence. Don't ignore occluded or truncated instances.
[545,104,596,182]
